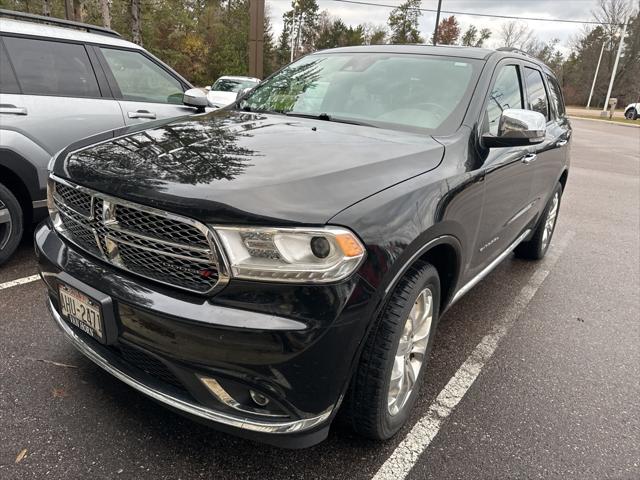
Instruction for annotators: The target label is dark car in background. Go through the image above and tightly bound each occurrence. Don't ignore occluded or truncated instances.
[35,45,571,447]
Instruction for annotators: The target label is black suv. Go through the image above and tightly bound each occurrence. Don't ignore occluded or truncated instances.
[36,45,570,448]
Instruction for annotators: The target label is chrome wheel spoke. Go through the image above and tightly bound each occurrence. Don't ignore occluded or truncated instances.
[0,207,11,225]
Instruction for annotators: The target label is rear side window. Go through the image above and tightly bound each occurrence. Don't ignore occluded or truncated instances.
[100,48,184,104]
[485,65,523,135]
[0,39,20,93]
[524,67,549,120]
[3,36,100,98]
[546,74,565,118]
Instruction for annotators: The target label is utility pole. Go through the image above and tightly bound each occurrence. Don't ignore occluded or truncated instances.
[586,41,605,109]
[433,0,442,45]
[248,0,265,79]
[601,20,627,116]
[289,7,296,62]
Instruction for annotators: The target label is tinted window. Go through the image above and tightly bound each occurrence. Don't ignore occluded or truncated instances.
[485,65,523,135]
[546,74,565,118]
[0,39,20,93]
[241,53,481,133]
[3,36,100,97]
[101,48,184,104]
[524,67,549,120]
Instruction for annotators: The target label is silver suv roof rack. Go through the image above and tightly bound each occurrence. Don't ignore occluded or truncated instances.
[0,8,121,38]
[495,47,533,58]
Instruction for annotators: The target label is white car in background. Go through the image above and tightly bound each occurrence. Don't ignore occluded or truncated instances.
[206,76,260,107]
[624,102,639,120]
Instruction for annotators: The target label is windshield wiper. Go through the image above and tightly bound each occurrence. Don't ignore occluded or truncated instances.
[284,112,377,128]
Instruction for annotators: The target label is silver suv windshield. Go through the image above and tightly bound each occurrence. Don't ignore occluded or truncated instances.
[239,53,482,134]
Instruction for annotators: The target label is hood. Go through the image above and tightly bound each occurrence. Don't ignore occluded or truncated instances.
[53,110,445,225]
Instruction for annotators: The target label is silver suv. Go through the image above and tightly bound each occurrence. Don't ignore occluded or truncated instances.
[0,10,203,264]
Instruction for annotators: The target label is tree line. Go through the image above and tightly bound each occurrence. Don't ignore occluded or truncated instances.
[1,0,638,106]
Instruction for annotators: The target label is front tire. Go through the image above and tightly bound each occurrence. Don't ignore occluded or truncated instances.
[344,261,440,440]
[515,182,562,260]
[625,108,638,120]
[0,183,23,265]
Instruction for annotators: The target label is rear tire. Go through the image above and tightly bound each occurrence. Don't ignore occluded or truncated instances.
[515,182,563,260]
[343,261,440,440]
[0,183,23,266]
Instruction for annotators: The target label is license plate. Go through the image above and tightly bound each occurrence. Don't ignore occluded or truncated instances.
[58,283,104,342]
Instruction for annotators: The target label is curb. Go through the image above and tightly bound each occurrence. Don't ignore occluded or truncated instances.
[568,116,640,129]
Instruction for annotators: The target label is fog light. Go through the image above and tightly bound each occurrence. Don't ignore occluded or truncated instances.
[250,389,269,407]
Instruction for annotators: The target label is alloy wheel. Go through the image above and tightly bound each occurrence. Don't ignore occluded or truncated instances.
[387,287,433,416]
[0,200,13,250]
[541,192,559,251]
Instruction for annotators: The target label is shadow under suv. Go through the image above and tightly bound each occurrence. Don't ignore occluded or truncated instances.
[36,45,571,448]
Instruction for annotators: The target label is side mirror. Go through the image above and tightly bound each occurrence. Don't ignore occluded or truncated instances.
[482,109,546,148]
[205,85,211,91]
[236,87,253,100]
[183,88,209,112]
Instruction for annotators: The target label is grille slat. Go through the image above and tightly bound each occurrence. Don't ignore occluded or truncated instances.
[52,180,222,294]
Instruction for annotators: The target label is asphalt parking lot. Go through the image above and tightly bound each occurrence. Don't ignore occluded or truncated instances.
[1,118,638,479]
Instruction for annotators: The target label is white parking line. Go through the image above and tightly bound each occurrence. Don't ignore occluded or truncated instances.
[373,231,574,480]
[0,274,41,292]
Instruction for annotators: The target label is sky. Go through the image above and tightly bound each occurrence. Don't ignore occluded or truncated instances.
[266,0,606,54]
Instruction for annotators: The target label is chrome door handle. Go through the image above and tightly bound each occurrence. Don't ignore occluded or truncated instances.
[556,139,568,147]
[0,106,28,115]
[128,110,156,119]
[521,153,537,164]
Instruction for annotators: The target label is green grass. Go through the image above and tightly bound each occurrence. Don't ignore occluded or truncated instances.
[569,114,640,126]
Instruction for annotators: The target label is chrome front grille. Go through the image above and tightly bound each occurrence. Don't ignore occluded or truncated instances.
[51,177,226,294]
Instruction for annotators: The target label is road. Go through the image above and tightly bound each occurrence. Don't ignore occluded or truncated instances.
[1,119,638,479]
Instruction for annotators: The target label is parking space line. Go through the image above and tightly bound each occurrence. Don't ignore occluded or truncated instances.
[373,231,574,480]
[0,274,41,292]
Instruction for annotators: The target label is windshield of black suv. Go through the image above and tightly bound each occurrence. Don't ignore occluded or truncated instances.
[213,78,259,92]
[238,53,482,134]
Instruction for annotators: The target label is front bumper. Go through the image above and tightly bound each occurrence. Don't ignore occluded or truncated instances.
[35,221,377,447]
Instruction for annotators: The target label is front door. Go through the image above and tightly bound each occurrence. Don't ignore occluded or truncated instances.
[470,62,538,275]
[96,47,195,127]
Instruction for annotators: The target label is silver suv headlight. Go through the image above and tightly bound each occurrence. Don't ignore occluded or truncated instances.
[213,226,366,283]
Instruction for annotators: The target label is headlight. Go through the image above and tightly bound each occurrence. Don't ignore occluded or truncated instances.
[213,226,366,283]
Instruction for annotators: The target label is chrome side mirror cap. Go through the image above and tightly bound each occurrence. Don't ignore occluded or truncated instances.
[183,88,209,112]
[205,85,212,91]
[483,109,546,148]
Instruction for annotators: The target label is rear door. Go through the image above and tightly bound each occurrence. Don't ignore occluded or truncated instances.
[521,64,568,218]
[0,35,125,157]
[469,60,538,274]
[95,47,195,126]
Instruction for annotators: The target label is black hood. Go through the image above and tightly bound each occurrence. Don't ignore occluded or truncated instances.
[53,110,445,225]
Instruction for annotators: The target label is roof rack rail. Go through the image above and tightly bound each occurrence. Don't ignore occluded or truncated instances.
[0,8,121,38]
[496,47,533,58]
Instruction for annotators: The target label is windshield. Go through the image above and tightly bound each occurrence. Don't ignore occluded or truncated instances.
[239,53,482,133]
[212,78,258,93]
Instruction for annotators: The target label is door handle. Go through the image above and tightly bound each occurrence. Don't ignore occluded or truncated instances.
[128,110,156,119]
[521,153,537,164]
[0,105,28,115]
[556,139,568,147]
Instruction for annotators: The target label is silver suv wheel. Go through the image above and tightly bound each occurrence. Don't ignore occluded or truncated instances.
[0,200,13,250]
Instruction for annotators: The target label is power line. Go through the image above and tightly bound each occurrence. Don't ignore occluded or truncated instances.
[328,0,623,26]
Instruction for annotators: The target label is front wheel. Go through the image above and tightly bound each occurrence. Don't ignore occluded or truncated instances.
[515,182,562,260]
[625,108,638,120]
[0,183,24,265]
[343,261,440,440]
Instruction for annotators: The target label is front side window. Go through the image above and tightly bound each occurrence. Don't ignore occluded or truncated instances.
[240,53,481,133]
[3,36,100,98]
[212,78,258,93]
[485,65,523,135]
[524,67,549,120]
[546,74,565,118]
[100,48,184,104]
